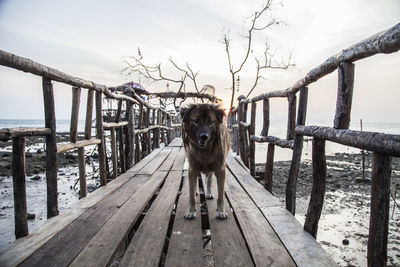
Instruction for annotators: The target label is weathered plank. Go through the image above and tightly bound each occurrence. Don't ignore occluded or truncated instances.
[0,147,163,266]
[368,152,391,267]
[226,154,280,208]
[138,147,172,175]
[260,206,337,266]
[119,170,183,267]
[0,127,50,141]
[158,147,180,171]
[70,170,169,267]
[200,174,254,267]
[171,147,186,171]
[168,138,183,147]
[224,171,295,266]
[164,174,203,267]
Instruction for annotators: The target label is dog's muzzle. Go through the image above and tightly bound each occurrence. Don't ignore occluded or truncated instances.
[198,133,209,149]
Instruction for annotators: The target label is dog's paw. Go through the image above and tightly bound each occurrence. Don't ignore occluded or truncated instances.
[216,210,228,220]
[205,193,214,200]
[184,210,196,220]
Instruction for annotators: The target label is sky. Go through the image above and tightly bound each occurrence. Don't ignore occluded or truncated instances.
[0,0,399,124]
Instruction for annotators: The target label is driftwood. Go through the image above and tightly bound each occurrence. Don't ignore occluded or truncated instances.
[334,62,354,129]
[57,138,101,154]
[241,23,400,103]
[0,127,51,141]
[103,121,128,129]
[250,135,294,149]
[295,125,400,157]
[42,78,58,218]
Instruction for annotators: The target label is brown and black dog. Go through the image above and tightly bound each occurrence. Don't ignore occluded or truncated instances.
[180,103,231,220]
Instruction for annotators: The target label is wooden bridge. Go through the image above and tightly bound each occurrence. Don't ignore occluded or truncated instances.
[0,23,399,266]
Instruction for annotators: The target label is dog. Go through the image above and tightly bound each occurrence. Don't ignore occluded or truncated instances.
[180,103,231,220]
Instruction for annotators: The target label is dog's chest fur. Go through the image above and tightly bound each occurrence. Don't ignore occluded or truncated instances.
[186,142,225,173]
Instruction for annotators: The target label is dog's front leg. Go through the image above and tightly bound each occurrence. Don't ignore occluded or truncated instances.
[215,167,227,220]
[205,173,213,199]
[184,168,199,220]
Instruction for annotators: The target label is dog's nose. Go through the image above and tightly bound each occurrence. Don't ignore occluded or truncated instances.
[200,133,209,141]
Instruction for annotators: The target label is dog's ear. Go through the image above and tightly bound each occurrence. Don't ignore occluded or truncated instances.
[211,104,225,124]
[180,105,196,123]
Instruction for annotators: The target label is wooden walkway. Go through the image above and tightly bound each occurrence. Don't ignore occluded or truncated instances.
[0,138,335,267]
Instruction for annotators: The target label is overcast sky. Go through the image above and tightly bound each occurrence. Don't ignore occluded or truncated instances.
[0,0,399,124]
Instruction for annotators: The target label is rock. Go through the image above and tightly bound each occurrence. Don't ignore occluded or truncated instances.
[27,213,36,220]
[342,239,349,245]
[26,153,33,158]
[30,175,41,181]
[65,154,77,160]
[36,149,42,154]
[355,177,371,184]
[2,153,10,157]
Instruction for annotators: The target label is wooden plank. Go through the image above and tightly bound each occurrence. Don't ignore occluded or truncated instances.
[56,138,101,154]
[158,147,180,171]
[164,174,203,267]
[171,147,186,171]
[12,137,28,238]
[226,154,280,208]
[18,173,151,267]
[138,147,172,175]
[368,152,391,267]
[168,137,183,147]
[70,170,169,267]
[119,170,183,267]
[0,147,163,266]
[42,77,58,218]
[0,127,50,141]
[200,174,254,267]
[260,206,337,266]
[304,138,327,238]
[224,170,295,267]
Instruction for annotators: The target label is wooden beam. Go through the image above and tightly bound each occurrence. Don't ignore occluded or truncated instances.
[102,121,128,129]
[334,62,354,129]
[42,78,58,218]
[70,86,81,143]
[57,138,101,154]
[368,152,391,267]
[12,137,28,238]
[0,127,51,141]
[295,125,400,156]
[286,93,297,140]
[250,135,294,149]
[304,138,326,238]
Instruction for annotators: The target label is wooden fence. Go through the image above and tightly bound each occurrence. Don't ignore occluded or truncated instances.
[0,50,213,240]
[228,22,400,266]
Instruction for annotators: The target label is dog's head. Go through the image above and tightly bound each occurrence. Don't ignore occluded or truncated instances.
[180,103,225,149]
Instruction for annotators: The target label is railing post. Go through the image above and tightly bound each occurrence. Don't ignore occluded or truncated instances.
[12,136,28,238]
[160,112,165,144]
[155,109,161,148]
[287,93,297,140]
[70,87,81,143]
[286,87,308,214]
[261,98,270,137]
[95,91,107,186]
[304,137,326,238]
[110,127,118,178]
[42,78,58,218]
[334,62,355,129]
[368,152,391,267]
[264,143,275,192]
[249,102,256,176]
[126,101,135,168]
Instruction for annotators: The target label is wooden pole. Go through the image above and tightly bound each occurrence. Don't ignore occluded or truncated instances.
[368,152,391,267]
[42,77,58,218]
[249,102,256,176]
[334,62,354,129]
[155,109,161,148]
[95,91,107,186]
[304,138,326,238]
[110,127,118,178]
[115,99,123,123]
[77,148,87,198]
[286,87,308,214]
[261,98,270,137]
[287,93,297,140]
[264,143,275,193]
[85,90,94,139]
[126,101,135,169]
[160,112,165,144]
[12,137,28,238]
[70,87,81,143]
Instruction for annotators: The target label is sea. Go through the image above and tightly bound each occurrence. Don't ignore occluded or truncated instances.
[1,119,400,162]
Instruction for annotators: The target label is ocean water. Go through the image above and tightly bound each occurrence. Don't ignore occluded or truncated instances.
[0,119,87,133]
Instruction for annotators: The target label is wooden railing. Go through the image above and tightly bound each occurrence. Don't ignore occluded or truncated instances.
[228,22,400,266]
[0,50,213,240]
